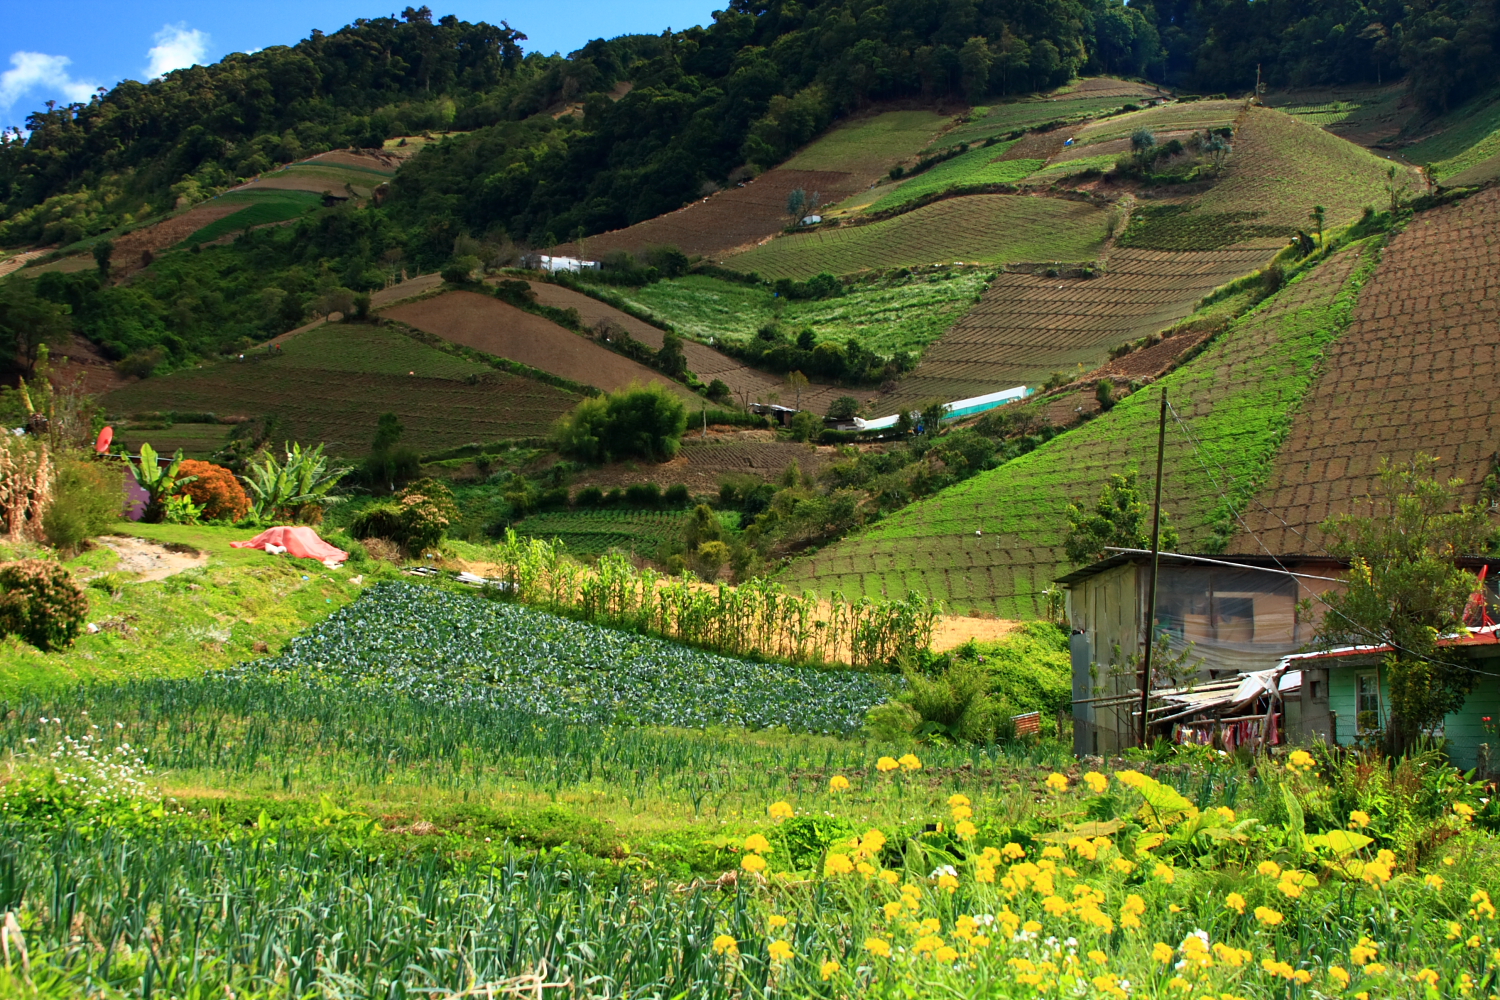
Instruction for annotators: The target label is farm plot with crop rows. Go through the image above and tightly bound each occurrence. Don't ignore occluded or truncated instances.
[381,290,697,400]
[552,111,947,261]
[723,195,1109,279]
[104,324,577,455]
[180,190,323,245]
[1119,108,1403,253]
[869,144,1046,212]
[620,271,991,363]
[785,241,1376,616]
[511,509,694,556]
[1229,186,1500,554]
[1072,99,1243,145]
[237,581,893,733]
[876,246,1272,413]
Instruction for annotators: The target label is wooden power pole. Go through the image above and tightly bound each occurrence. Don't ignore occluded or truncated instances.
[1138,388,1168,747]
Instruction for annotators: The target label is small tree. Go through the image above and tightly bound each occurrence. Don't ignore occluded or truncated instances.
[657,331,688,379]
[1064,470,1179,566]
[786,370,809,410]
[1095,377,1116,412]
[1130,129,1157,170]
[1309,204,1325,245]
[1314,455,1497,751]
[827,396,861,421]
[786,187,807,222]
[554,382,688,464]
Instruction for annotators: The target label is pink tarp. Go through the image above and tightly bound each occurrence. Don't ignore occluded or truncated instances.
[231,526,348,564]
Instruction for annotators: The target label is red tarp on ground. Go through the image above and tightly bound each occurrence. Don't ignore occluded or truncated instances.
[231,526,348,564]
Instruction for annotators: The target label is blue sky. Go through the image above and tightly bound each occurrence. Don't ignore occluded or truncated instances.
[2,2,721,130]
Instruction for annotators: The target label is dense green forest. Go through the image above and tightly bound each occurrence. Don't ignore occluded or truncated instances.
[4,0,1497,251]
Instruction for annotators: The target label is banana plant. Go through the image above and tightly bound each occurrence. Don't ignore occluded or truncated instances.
[126,443,197,523]
[245,442,350,523]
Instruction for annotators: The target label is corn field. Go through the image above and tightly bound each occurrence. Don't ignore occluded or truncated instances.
[486,531,939,669]
[0,437,51,542]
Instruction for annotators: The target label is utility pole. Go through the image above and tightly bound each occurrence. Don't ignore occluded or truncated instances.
[1138,388,1168,747]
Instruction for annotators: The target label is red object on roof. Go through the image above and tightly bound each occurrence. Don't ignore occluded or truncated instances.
[230,526,348,564]
[94,426,113,454]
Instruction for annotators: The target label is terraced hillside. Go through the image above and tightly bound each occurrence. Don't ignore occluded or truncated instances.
[941,77,1164,148]
[380,290,697,401]
[103,323,578,456]
[550,110,951,260]
[1229,187,1500,555]
[782,242,1378,616]
[722,194,1109,278]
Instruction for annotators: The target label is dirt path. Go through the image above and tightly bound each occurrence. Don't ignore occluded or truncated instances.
[96,535,208,582]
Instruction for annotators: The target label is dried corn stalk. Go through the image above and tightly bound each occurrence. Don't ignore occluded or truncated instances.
[0,436,52,541]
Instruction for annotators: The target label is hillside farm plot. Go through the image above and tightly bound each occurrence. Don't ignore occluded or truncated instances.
[381,290,696,399]
[1400,86,1500,182]
[875,246,1272,412]
[235,150,397,197]
[103,324,577,455]
[179,190,323,245]
[619,271,990,363]
[1230,186,1500,554]
[722,195,1109,279]
[1118,107,1406,252]
[518,281,848,411]
[243,582,892,732]
[553,111,948,261]
[1262,82,1412,147]
[784,243,1374,616]
[510,509,693,556]
[113,422,232,460]
[1072,99,1243,146]
[571,436,834,495]
[940,77,1165,148]
[868,145,1045,212]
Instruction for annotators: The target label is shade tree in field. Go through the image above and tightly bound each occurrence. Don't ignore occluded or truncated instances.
[1063,470,1179,566]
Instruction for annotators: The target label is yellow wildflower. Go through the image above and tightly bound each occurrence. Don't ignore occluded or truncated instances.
[1212,942,1250,966]
[1413,969,1439,986]
[1045,772,1069,792]
[948,793,971,807]
[1455,802,1476,819]
[934,945,959,962]
[882,901,902,919]
[1001,842,1026,860]
[1348,809,1371,829]
[1112,858,1135,874]
[1329,965,1351,986]
[1088,949,1108,964]
[876,756,899,772]
[1154,862,1176,884]
[1216,806,1236,822]
[828,775,850,792]
[741,853,767,874]
[1114,770,1149,789]
[1361,861,1392,884]
[713,933,738,956]
[1294,969,1313,984]
[1041,845,1066,860]
[1258,860,1282,877]
[937,873,959,892]
[768,801,793,821]
[1424,873,1445,890]
[1152,942,1174,964]
[1287,749,1314,770]
[824,853,854,876]
[1225,892,1246,914]
[1262,958,1294,979]
[878,869,900,885]
[820,959,840,981]
[1084,771,1109,793]
[1254,905,1284,926]
[898,753,922,771]
[768,914,788,929]
[951,804,973,820]
[744,833,772,854]
[1365,962,1387,975]
[955,819,977,839]
[1350,938,1378,966]
[912,933,943,954]
[856,861,876,877]
[767,940,793,963]
[865,937,891,958]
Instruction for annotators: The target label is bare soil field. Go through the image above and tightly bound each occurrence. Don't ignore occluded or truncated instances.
[569,436,836,494]
[369,273,445,309]
[108,202,245,277]
[1228,186,1500,554]
[51,334,129,396]
[874,245,1272,412]
[381,290,697,399]
[521,281,850,413]
[996,126,1078,162]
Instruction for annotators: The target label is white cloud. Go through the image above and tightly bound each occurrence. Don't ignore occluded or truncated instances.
[146,23,210,79]
[0,51,97,110]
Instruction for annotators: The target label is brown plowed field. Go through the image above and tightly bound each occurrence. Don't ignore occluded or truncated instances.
[1228,186,1500,555]
[369,273,444,309]
[52,334,128,396]
[571,435,836,493]
[108,202,245,277]
[521,281,851,413]
[552,169,864,261]
[874,245,1273,412]
[381,290,698,400]
[997,126,1078,162]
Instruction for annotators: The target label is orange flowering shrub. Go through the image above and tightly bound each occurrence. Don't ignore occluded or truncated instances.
[175,460,251,522]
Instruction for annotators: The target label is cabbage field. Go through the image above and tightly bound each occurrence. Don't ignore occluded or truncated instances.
[230,581,895,734]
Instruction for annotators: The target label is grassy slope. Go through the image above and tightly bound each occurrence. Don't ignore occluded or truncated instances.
[0,524,390,695]
[180,190,323,245]
[1402,85,1500,179]
[941,95,1148,148]
[619,271,990,359]
[509,509,695,556]
[1071,99,1242,145]
[868,144,1045,212]
[779,110,954,171]
[780,239,1381,617]
[103,323,578,456]
[724,195,1109,279]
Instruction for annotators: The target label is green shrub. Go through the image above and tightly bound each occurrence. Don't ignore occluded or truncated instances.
[663,483,691,507]
[625,482,662,508]
[539,487,570,510]
[574,486,604,507]
[349,479,459,555]
[44,456,124,551]
[0,559,88,651]
[554,383,688,464]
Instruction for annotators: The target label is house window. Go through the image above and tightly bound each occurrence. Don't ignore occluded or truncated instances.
[1309,680,1322,701]
[1356,673,1380,732]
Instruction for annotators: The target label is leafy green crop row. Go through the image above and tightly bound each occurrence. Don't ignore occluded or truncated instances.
[869,147,1045,213]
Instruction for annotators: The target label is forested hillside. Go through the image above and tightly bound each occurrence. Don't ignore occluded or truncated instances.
[5,0,1497,252]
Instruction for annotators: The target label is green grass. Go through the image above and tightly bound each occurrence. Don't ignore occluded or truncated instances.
[781,110,954,172]
[113,421,232,460]
[0,523,390,694]
[511,508,694,556]
[1073,99,1243,145]
[1401,85,1500,179]
[619,271,991,359]
[869,144,1044,212]
[1024,153,1119,181]
[180,190,324,245]
[780,237,1382,616]
[103,323,579,456]
[723,195,1109,279]
[940,96,1144,148]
